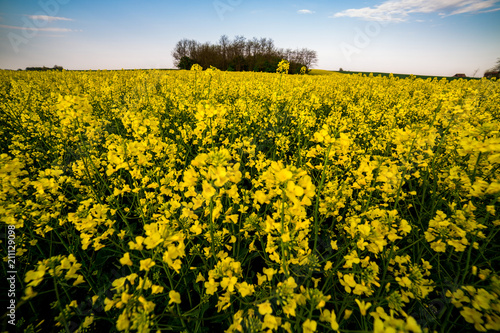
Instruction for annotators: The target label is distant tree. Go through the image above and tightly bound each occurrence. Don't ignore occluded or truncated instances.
[301,48,318,69]
[483,58,500,78]
[491,58,500,71]
[25,65,63,71]
[230,35,247,71]
[172,38,199,68]
[219,35,230,70]
[178,56,196,70]
[171,35,317,73]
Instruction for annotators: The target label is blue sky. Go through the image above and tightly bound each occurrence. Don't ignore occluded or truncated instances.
[0,0,499,76]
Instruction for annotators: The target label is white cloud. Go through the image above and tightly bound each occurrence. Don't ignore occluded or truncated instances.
[477,6,500,12]
[297,9,315,14]
[332,0,500,22]
[38,34,66,37]
[0,24,74,32]
[445,0,499,15]
[27,15,73,22]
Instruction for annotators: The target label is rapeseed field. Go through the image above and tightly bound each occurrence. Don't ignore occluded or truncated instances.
[1,66,499,332]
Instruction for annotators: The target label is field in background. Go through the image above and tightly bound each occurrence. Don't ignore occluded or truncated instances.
[1,69,499,332]
[308,68,481,81]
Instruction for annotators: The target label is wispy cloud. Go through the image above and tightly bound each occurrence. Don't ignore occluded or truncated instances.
[27,15,73,22]
[297,9,315,14]
[477,6,500,12]
[332,0,500,22]
[0,24,74,32]
[38,34,66,38]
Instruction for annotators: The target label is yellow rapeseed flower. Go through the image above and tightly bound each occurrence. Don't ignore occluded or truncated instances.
[355,299,372,316]
[302,319,317,333]
[119,252,133,266]
[169,290,181,304]
[139,258,155,271]
[258,301,273,315]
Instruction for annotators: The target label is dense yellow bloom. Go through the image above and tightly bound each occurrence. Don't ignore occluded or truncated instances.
[3,68,500,332]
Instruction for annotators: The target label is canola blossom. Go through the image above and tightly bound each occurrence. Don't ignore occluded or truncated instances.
[0,68,499,332]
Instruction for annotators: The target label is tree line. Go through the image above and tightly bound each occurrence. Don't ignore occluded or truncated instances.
[172,35,317,74]
[25,65,63,71]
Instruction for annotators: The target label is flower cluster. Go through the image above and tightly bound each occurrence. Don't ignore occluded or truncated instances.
[447,272,500,331]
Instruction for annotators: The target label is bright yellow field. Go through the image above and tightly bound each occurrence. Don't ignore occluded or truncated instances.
[1,68,499,332]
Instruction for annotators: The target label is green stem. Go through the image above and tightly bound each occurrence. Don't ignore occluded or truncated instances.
[208,198,217,264]
[53,276,71,333]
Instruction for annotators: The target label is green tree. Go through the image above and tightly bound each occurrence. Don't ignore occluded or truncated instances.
[177,56,196,70]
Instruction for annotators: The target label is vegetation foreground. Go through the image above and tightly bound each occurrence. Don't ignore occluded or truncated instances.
[1,67,499,333]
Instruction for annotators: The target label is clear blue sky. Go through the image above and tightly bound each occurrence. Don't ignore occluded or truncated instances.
[1,0,499,76]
